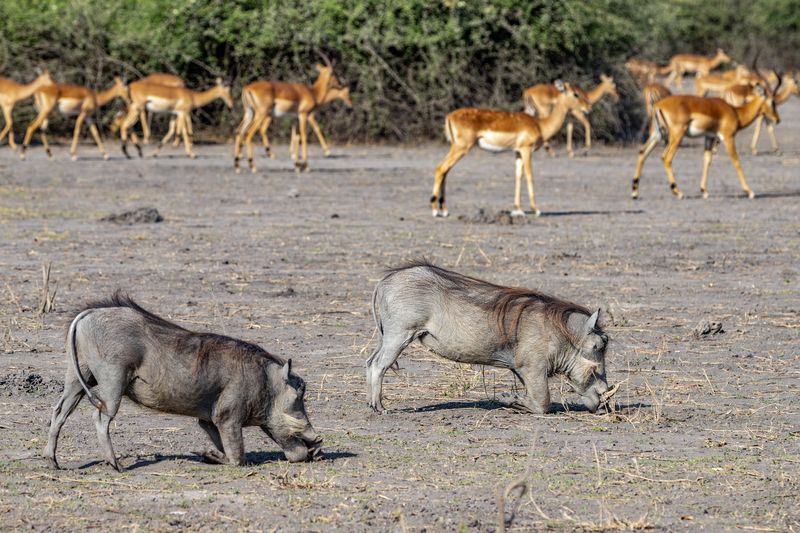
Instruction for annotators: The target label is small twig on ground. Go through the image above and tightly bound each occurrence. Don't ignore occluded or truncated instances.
[38,263,57,314]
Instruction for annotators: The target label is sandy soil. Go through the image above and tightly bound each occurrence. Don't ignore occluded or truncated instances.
[1,98,798,531]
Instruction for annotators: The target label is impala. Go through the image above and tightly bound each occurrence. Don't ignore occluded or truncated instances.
[625,57,671,87]
[632,74,780,200]
[233,64,343,174]
[523,74,617,157]
[724,73,799,154]
[431,80,590,217]
[694,72,752,97]
[663,49,731,89]
[287,85,353,163]
[109,73,186,143]
[0,71,54,150]
[119,77,233,159]
[19,77,128,161]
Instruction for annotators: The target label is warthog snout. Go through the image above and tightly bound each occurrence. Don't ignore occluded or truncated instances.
[283,433,324,463]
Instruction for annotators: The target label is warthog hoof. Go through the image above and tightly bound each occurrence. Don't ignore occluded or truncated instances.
[197,449,228,465]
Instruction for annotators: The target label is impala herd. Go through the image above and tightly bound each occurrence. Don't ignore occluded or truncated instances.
[0,48,797,216]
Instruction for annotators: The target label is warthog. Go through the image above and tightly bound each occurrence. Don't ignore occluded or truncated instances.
[44,293,323,471]
[366,262,610,414]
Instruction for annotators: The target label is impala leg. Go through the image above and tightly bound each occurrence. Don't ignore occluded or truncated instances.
[153,117,177,158]
[750,115,763,155]
[631,131,661,199]
[566,122,574,158]
[243,110,266,173]
[258,116,275,159]
[290,124,299,168]
[521,146,540,216]
[511,151,525,216]
[20,105,53,160]
[0,104,14,149]
[722,137,754,199]
[39,130,52,159]
[308,113,331,156]
[180,114,195,159]
[766,122,779,154]
[233,108,254,173]
[700,137,715,199]
[70,111,88,161]
[297,113,309,172]
[141,110,151,145]
[119,106,143,159]
[87,118,108,160]
[661,126,686,199]
[572,109,592,154]
[431,145,468,217]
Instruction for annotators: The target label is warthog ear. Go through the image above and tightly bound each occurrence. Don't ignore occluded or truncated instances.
[585,309,600,334]
[554,79,566,93]
[282,359,292,382]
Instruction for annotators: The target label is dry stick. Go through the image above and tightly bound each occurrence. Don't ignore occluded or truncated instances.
[38,262,57,314]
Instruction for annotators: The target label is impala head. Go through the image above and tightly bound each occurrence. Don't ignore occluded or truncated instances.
[215,77,234,109]
[715,48,731,64]
[334,86,353,107]
[111,76,128,98]
[35,69,54,87]
[555,80,591,115]
[600,74,620,101]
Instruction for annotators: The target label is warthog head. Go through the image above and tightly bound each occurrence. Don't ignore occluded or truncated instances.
[567,310,610,413]
[262,360,324,462]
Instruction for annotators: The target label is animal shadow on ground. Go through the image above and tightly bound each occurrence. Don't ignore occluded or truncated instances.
[81,450,357,471]
[398,399,650,414]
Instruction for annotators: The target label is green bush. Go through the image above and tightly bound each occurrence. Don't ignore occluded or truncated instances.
[1,0,797,143]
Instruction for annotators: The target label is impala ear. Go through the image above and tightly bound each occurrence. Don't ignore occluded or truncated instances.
[282,359,292,382]
[215,77,223,86]
[554,79,566,92]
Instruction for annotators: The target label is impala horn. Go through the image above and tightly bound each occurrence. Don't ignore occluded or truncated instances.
[316,48,334,68]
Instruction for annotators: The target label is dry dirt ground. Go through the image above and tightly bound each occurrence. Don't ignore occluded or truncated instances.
[1,99,798,532]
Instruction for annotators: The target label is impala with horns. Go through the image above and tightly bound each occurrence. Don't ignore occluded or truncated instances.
[431,80,590,217]
[632,70,781,200]
[19,77,128,161]
[0,70,54,150]
[119,77,233,159]
[109,73,186,144]
[524,74,618,157]
[287,85,352,164]
[663,48,731,89]
[233,63,345,174]
[723,73,799,155]
[625,57,671,87]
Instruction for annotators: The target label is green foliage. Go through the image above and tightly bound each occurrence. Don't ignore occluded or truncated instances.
[1,0,796,142]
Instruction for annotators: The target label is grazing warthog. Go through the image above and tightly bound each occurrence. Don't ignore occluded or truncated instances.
[366,262,610,414]
[44,293,323,471]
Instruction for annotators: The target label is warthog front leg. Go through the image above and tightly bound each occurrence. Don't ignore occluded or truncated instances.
[212,417,245,465]
[197,419,228,464]
[497,368,551,414]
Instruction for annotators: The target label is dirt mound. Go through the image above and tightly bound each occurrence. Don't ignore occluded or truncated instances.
[0,371,63,396]
[457,208,532,225]
[101,207,164,225]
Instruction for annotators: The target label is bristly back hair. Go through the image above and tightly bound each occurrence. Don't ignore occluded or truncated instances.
[78,290,286,372]
[385,260,592,346]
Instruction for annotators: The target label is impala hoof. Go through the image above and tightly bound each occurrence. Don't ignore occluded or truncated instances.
[702,190,709,199]
[510,209,525,217]
[747,190,755,199]
[71,155,77,162]
[532,208,541,217]
[103,154,109,161]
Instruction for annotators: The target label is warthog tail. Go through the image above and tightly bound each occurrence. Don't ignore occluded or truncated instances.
[68,310,106,413]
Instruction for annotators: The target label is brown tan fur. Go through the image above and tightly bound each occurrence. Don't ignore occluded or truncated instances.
[664,49,731,89]
[625,57,671,87]
[119,78,233,159]
[724,74,799,154]
[642,83,672,138]
[523,76,617,157]
[110,73,186,143]
[0,71,54,150]
[278,86,354,163]
[19,77,127,161]
[632,78,780,200]
[432,81,590,217]
[233,64,343,174]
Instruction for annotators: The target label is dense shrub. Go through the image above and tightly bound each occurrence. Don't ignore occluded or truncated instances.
[1,0,797,143]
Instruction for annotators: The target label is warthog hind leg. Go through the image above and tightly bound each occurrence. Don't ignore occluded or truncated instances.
[43,372,88,469]
[366,330,416,412]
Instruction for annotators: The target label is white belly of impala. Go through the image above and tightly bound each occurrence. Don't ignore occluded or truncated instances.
[145,98,177,113]
[478,138,510,152]
[687,124,717,139]
[57,99,81,115]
